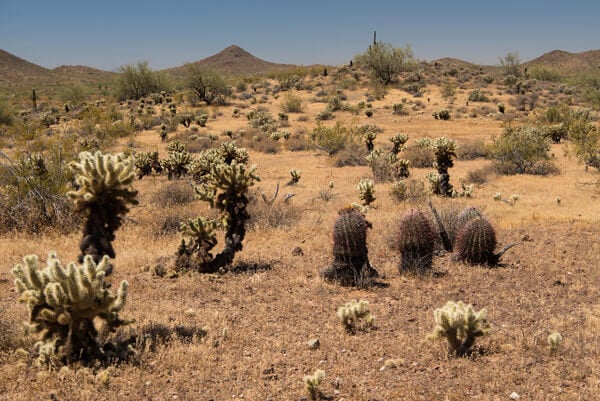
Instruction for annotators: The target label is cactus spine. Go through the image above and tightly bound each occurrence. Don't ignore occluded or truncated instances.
[320,207,377,286]
[397,209,436,272]
[68,151,138,269]
[12,253,130,365]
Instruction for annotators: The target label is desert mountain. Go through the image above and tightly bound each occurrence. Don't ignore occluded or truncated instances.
[524,49,600,74]
[0,49,114,86]
[164,45,297,77]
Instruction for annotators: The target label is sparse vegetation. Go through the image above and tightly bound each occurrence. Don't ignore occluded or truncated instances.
[354,42,415,85]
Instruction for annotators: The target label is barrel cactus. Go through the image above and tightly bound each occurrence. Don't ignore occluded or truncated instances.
[320,207,378,286]
[12,253,131,365]
[450,206,483,246]
[397,209,436,272]
[453,217,497,265]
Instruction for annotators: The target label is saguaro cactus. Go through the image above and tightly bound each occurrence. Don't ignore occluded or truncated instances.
[68,151,138,269]
[396,209,436,272]
[320,207,378,286]
[12,253,130,365]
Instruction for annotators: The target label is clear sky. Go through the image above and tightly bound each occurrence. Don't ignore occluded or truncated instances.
[1,0,599,71]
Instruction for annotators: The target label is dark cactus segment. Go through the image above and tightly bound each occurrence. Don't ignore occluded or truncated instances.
[454,217,497,265]
[321,207,377,286]
[450,206,483,246]
[397,209,436,272]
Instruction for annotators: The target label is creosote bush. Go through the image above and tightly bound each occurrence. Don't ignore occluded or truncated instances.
[491,126,557,175]
[12,253,131,366]
[428,300,490,356]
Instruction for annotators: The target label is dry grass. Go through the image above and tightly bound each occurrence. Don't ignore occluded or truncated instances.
[1,63,600,400]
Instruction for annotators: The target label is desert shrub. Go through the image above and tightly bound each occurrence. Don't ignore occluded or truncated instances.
[528,65,562,82]
[151,181,196,208]
[311,122,359,155]
[432,109,451,120]
[390,179,427,203]
[403,145,434,168]
[428,300,490,356]
[186,64,231,105]
[116,61,167,100]
[0,140,79,234]
[466,166,492,185]
[468,89,489,102]
[490,126,556,175]
[332,142,369,167]
[281,91,303,113]
[248,185,301,229]
[315,109,334,121]
[367,151,410,182]
[499,52,521,77]
[457,139,488,160]
[0,97,14,126]
[246,108,278,133]
[510,94,539,111]
[354,42,415,85]
[440,82,456,102]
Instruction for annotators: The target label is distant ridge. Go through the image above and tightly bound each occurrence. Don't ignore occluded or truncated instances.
[164,45,297,77]
[524,49,600,74]
[0,49,114,86]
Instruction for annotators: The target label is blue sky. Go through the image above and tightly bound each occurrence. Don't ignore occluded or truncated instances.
[1,0,599,71]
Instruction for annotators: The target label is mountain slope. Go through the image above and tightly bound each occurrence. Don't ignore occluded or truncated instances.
[524,49,600,74]
[0,49,52,85]
[164,45,297,77]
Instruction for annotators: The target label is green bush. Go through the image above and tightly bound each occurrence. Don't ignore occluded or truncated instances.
[311,122,359,155]
[186,64,231,105]
[354,42,415,85]
[468,89,489,102]
[116,61,167,100]
[280,91,303,113]
[0,98,15,126]
[490,126,557,175]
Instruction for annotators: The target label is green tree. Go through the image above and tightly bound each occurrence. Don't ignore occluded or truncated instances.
[115,61,166,100]
[354,42,415,85]
[186,64,231,105]
[499,52,521,77]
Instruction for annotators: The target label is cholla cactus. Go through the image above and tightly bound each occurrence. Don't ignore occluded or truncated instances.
[428,300,490,355]
[303,369,325,400]
[431,137,458,197]
[389,133,409,155]
[68,151,138,267]
[176,217,219,272]
[134,150,162,179]
[162,149,192,180]
[548,332,563,355]
[196,113,209,127]
[12,253,130,365]
[357,179,376,206]
[286,169,301,186]
[364,131,377,152]
[158,124,168,142]
[336,299,375,333]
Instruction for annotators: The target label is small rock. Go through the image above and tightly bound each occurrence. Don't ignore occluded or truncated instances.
[292,246,304,256]
[306,338,320,350]
[509,392,520,400]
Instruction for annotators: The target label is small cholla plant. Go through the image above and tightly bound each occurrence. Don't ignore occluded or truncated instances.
[397,209,436,272]
[177,143,258,273]
[68,151,138,268]
[286,168,301,186]
[364,130,377,152]
[336,299,375,333]
[196,113,209,127]
[159,123,168,142]
[428,300,490,356]
[389,133,409,155]
[162,140,191,180]
[134,150,162,179]
[12,253,130,365]
[357,178,376,206]
[548,332,563,355]
[320,207,378,286]
[303,369,325,400]
[432,109,451,120]
[178,112,193,128]
[431,137,458,197]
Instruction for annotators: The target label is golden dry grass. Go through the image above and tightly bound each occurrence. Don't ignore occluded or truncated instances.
[1,67,600,400]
